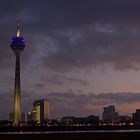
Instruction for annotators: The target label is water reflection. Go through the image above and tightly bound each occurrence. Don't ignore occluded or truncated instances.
[1,129,140,134]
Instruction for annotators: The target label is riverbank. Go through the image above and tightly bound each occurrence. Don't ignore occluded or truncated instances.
[1,125,140,132]
[0,132,140,140]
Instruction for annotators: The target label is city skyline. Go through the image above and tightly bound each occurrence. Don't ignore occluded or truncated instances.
[1,0,140,119]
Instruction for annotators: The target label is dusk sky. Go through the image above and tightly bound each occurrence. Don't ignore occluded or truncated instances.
[1,0,140,119]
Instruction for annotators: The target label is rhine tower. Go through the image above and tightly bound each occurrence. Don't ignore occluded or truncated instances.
[10,20,25,125]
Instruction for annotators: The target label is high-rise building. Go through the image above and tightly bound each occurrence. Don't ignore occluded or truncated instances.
[10,20,25,125]
[132,109,140,122]
[33,99,49,123]
[103,105,119,121]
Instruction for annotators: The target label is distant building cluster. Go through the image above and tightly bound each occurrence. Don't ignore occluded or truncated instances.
[101,105,140,125]
[102,105,132,123]
[60,115,99,126]
[6,103,140,126]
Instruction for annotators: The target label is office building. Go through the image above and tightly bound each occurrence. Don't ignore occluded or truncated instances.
[103,105,119,121]
[33,99,49,123]
[132,109,140,122]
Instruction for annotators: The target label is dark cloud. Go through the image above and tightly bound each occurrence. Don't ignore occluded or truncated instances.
[40,74,89,86]
[37,0,140,72]
[93,92,140,103]
[48,92,140,104]
[1,0,140,71]
[42,21,140,72]
[34,83,45,89]
[1,0,140,119]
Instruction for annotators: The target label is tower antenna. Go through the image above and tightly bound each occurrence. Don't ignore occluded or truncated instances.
[16,18,20,37]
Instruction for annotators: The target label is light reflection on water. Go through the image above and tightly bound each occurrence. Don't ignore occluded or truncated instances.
[1,130,140,134]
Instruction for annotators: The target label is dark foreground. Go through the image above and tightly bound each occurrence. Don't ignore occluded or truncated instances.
[0,132,140,140]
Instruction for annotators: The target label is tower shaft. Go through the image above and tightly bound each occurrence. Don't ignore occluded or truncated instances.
[14,54,21,125]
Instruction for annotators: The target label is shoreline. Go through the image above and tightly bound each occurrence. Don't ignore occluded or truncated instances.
[1,125,140,132]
